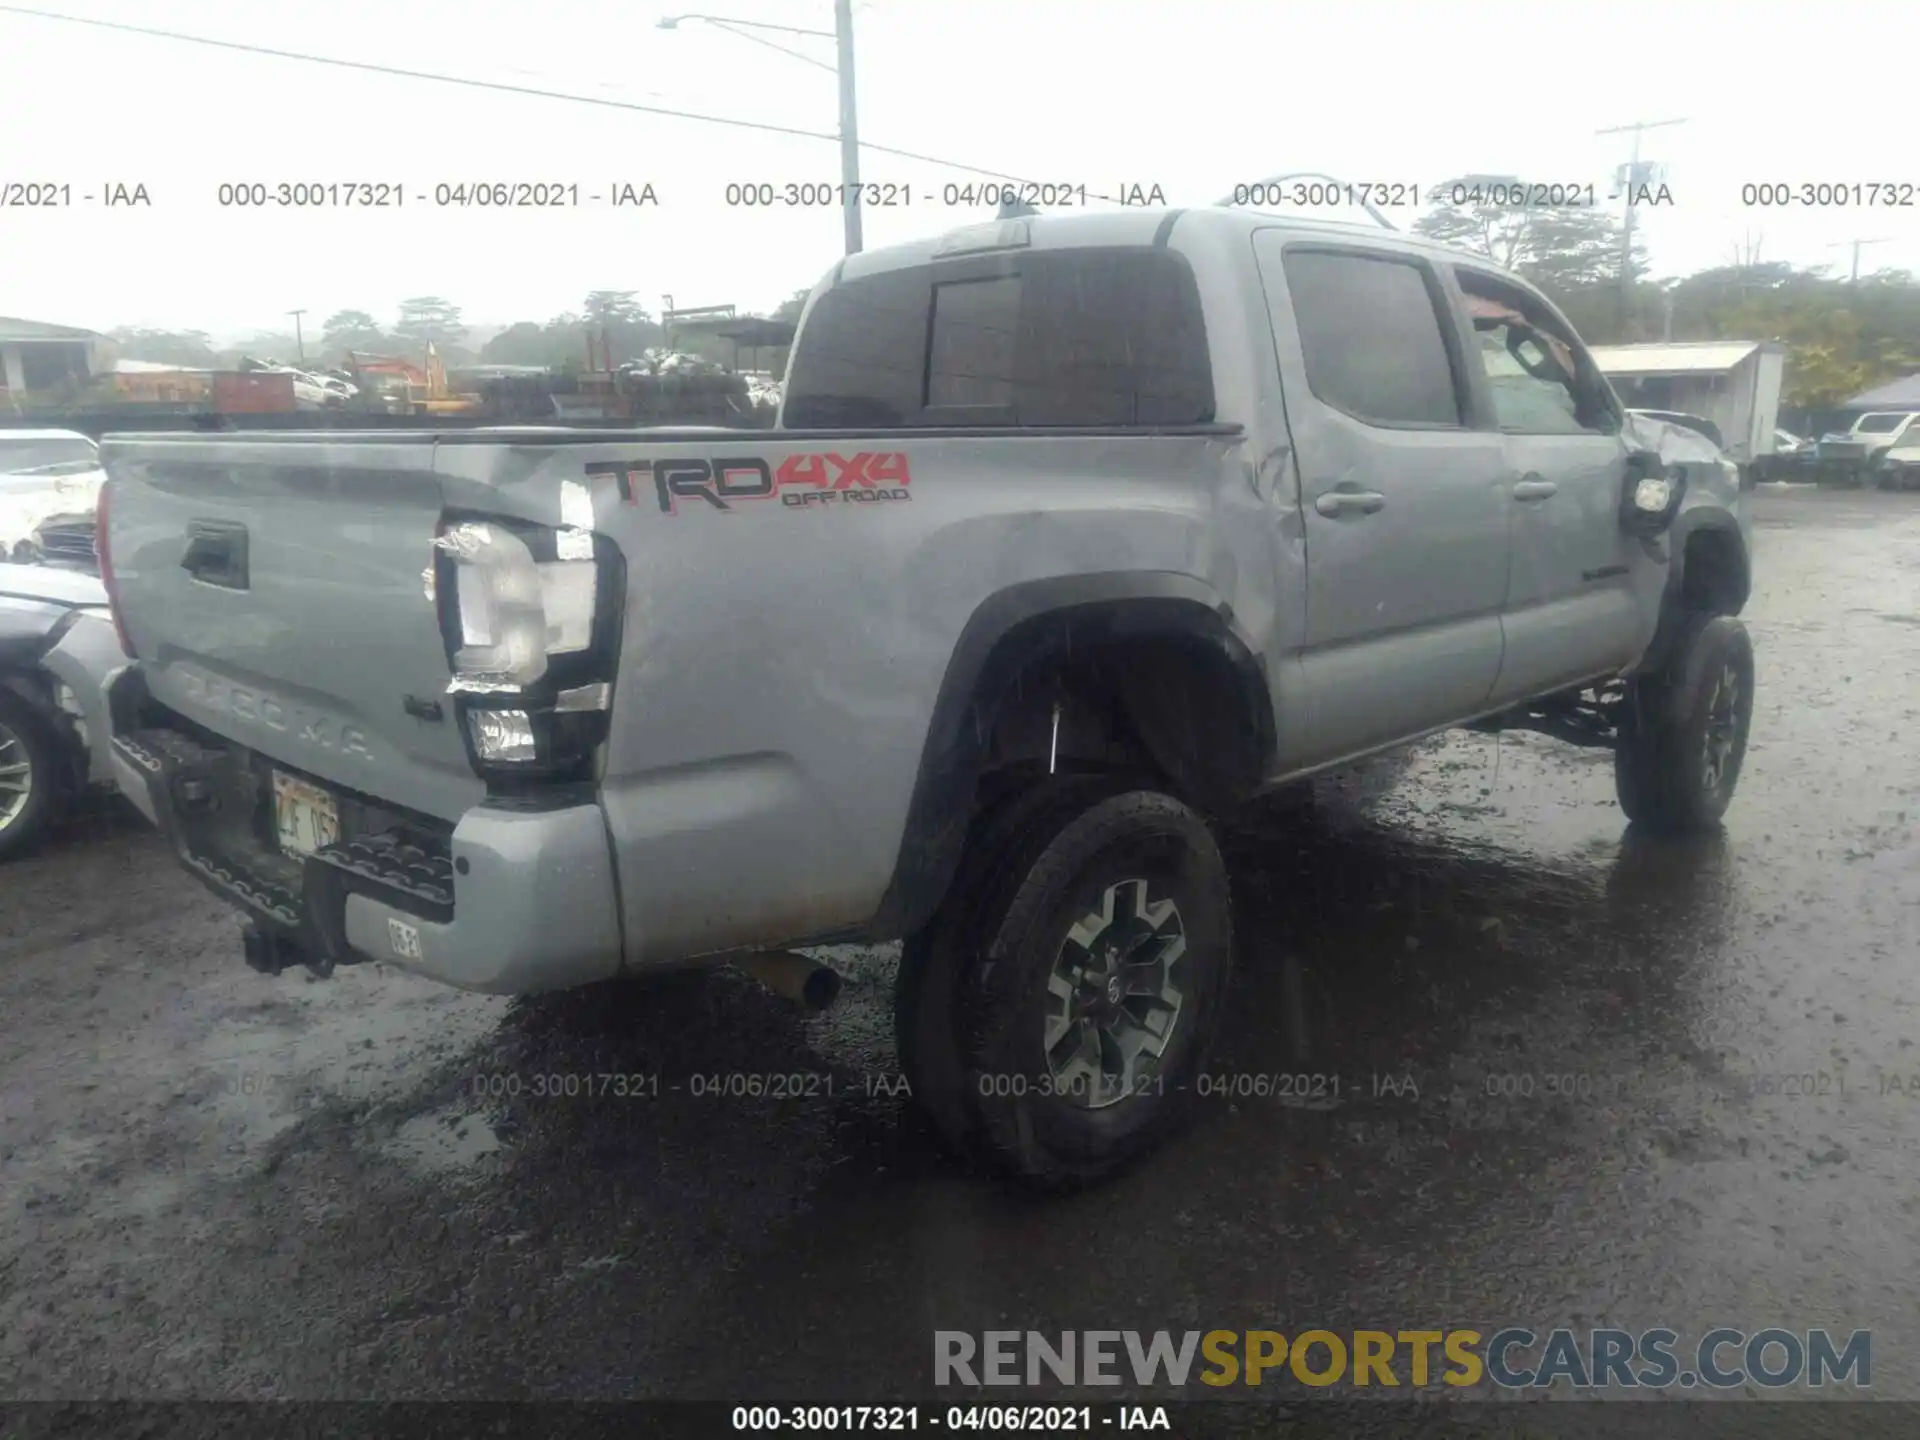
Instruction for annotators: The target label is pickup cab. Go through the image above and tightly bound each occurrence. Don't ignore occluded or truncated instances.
[96,207,1756,1187]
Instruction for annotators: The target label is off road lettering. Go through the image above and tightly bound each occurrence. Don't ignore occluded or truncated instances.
[585,452,913,513]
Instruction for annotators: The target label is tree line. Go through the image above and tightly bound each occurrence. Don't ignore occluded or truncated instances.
[1411,174,1920,407]
[112,288,814,378]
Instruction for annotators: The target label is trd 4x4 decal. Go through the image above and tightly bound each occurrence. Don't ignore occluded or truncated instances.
[584,452,913,515]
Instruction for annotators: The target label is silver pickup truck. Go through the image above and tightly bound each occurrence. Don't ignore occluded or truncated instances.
[96,207,1756,1186]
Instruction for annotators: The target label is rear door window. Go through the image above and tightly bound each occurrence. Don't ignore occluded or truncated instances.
[1279,249,1463,428]
[783,248,1215,428]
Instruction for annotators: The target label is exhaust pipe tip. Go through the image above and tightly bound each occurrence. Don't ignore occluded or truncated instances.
[738,950,844,1012]
[800,964,842,1011]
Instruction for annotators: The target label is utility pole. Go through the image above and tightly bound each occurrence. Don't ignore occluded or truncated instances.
[656,11,861,255]
[833,0,862,255]
[287,308,307,361]
[1830,237,1890,283]
[1597,118,1685,336]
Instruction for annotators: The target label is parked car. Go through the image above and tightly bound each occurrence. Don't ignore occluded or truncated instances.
[0,562,127,859]
[1816,411,1920,486]
[1875,426,1920,491]
[1752,427,1819,483]
[96,207,1756,1187]
[0,429,104,565]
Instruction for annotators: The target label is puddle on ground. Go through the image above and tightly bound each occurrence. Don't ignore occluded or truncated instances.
[382,1107,506,1177]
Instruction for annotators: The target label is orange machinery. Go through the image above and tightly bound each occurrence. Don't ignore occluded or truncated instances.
[345,346,480,415]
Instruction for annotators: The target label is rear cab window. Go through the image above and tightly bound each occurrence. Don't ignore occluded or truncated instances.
[782,248,1216,429]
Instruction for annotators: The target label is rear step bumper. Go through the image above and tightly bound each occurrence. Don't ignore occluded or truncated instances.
[110,716,626,996]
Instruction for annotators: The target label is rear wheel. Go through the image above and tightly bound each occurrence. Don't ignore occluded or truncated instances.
[895,773,1135,1158]
[950,787,1234,1189]
[1615,615,1755,833]
[0,691,62,862]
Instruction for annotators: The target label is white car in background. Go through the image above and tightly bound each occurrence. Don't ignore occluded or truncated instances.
[0,429,104,566]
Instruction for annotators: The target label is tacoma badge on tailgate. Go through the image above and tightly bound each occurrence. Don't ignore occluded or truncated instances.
[175,668,375,761]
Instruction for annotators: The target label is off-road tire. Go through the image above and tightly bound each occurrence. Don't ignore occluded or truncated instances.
[1615,614,1755,833]
[0,690,63,862]
[957,788,1234,1190]
[894,772,1140,1159]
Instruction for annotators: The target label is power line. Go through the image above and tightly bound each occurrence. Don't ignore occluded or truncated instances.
[1827,237,1891,284]
[0,4,1077,191]
[700,18,835,72]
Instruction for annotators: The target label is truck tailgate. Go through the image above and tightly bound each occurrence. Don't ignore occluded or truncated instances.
[102,437,483,822]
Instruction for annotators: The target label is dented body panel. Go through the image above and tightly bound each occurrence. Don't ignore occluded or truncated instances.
[98,207,1750,994]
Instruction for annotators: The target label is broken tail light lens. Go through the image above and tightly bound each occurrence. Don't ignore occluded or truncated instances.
[432,514,625,785]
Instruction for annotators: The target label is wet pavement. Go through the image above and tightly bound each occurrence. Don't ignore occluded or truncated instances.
[3,484,1918,1405]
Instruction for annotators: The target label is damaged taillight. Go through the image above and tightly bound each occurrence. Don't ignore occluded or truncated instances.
[430,513,623,785]
[95,479,136,658]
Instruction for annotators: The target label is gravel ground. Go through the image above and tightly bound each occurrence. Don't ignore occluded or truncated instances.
[2,484,1917,1415]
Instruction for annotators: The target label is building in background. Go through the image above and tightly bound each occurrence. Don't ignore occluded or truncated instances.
[1590,341,1786,465]
[0,317,116,408]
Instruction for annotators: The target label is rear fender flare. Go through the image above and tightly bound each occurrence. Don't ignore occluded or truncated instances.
[865,573,1272,940]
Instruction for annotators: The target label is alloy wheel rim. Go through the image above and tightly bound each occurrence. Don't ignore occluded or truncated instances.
[1702,660,1743,795]
[0,720,34,831]
[1043,878,1188,1110]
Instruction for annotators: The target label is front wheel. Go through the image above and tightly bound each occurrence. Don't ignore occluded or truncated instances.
[1615,615,1755,833]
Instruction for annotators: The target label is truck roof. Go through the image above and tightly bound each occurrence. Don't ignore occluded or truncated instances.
[836,205,1501,283]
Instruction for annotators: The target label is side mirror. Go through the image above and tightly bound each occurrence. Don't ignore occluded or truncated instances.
[1620,450,1688,537]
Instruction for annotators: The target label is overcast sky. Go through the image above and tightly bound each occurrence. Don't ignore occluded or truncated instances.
[4,0,1919,340]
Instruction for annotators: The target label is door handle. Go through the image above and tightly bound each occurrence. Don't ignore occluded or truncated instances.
[1512,475,1559,502]
[1313,489,1387,518]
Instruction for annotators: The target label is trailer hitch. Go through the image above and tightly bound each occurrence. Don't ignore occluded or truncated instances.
[242,923,334,979]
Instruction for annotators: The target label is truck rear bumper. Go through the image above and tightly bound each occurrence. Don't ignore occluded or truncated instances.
[109,686,624,995]
[340,801,623,994]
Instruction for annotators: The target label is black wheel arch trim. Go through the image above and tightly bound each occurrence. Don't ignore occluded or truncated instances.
[1641,510,1751,676]
[865,573,1273,942]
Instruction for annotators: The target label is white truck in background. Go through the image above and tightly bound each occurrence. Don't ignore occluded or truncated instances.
[1815,411,1920,486]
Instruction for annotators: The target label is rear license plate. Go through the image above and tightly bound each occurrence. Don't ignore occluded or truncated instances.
[273,771,340,857]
